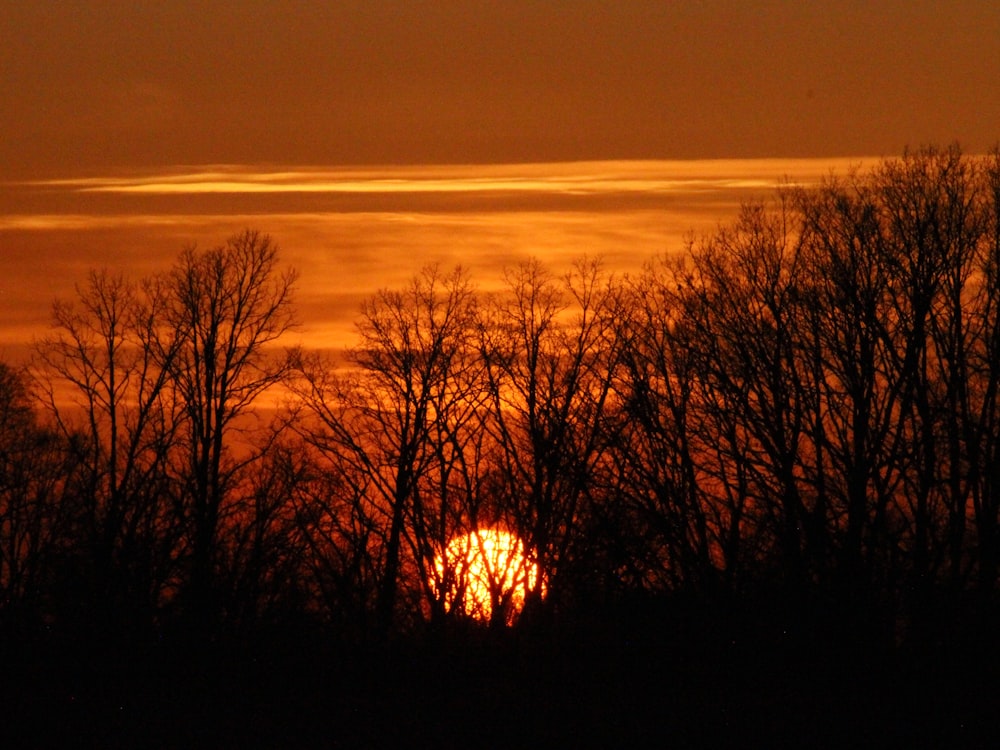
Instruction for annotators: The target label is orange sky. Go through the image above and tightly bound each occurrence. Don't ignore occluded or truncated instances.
[1,158,869,362]
[2,2,998,363]
[3,1,998,176]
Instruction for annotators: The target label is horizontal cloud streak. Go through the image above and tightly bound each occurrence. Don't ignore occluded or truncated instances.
[1,158,871,361]
[22,158,870,197]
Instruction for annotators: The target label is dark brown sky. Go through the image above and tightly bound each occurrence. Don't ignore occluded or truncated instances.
[3,1,998,178]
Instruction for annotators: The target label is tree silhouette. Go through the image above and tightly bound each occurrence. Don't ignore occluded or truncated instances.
[31,270,183,630]
[293,265,483,633]
[0,361,71,623]
[27,231,298,634]
[613,258,716,593]
[161,229,298,627]
[8,150,1000,748]
[479,258,623,615]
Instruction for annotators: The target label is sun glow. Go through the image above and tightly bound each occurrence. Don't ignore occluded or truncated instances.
[434,529,541,625]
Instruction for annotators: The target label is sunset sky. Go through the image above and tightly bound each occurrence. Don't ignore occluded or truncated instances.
[3,1,999,361]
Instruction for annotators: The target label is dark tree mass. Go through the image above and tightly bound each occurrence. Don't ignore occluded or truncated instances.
[3,147,1000,746]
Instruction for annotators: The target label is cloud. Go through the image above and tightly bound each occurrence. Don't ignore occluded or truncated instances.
[24,158,856,197]
[0,157,876,360]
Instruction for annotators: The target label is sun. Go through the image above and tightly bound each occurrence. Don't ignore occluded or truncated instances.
[434,528,541,625]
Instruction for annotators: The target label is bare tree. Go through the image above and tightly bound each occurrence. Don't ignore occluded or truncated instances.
[795,174,906,602]
[480,257,623,615]
[671,199,817,589]
[612,258,715,593]
[287,440,383,637]
[161,229,297,625]
[0,361,74,620]
[31,270,184,624]
[973,149,1000,594]
[222,437,314,628]
[292,265,483,633]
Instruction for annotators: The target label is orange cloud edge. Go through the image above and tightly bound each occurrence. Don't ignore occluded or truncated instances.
[20,158,876,195]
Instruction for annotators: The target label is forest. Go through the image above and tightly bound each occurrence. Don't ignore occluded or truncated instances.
[3,145,1000,746]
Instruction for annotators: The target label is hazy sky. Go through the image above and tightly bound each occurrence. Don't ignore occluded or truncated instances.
[3,1,998,177]
[2,2,998,367]
[2,159,865,359]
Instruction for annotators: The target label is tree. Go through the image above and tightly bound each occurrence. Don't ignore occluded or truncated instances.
[0,361,72,623]
[479,258,623,615]
[669,199,819,590]
[293,265,483,633]
[794,172,905,603]
[31,270,183,628]
[161,229,298,626]
[612,258,716,593]
[971,149,1000,594]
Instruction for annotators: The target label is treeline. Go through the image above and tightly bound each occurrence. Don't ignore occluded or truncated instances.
[2,145,1000,647]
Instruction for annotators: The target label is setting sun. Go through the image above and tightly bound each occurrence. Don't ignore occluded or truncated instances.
[434,529,541,625]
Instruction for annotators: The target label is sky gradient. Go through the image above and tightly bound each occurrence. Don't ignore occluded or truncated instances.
[1,158,867,361]
[4,1,998,176]
[2,2,998,364]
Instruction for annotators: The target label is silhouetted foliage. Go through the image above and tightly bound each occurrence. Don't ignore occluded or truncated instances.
[6,147,1000,747]
[0,362,74,626]
[26,230,298,638]
[163,230,298,628]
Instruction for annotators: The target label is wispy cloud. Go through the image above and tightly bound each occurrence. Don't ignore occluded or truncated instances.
[1,158,874,359]
[22,159,867,197]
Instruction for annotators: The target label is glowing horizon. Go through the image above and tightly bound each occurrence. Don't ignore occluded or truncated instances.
[0,157,876,363]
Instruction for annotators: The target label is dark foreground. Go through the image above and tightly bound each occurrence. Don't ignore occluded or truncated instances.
[3,598,1000,749]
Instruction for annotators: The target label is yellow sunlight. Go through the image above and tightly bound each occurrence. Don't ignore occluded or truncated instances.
[434,528,541,625]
